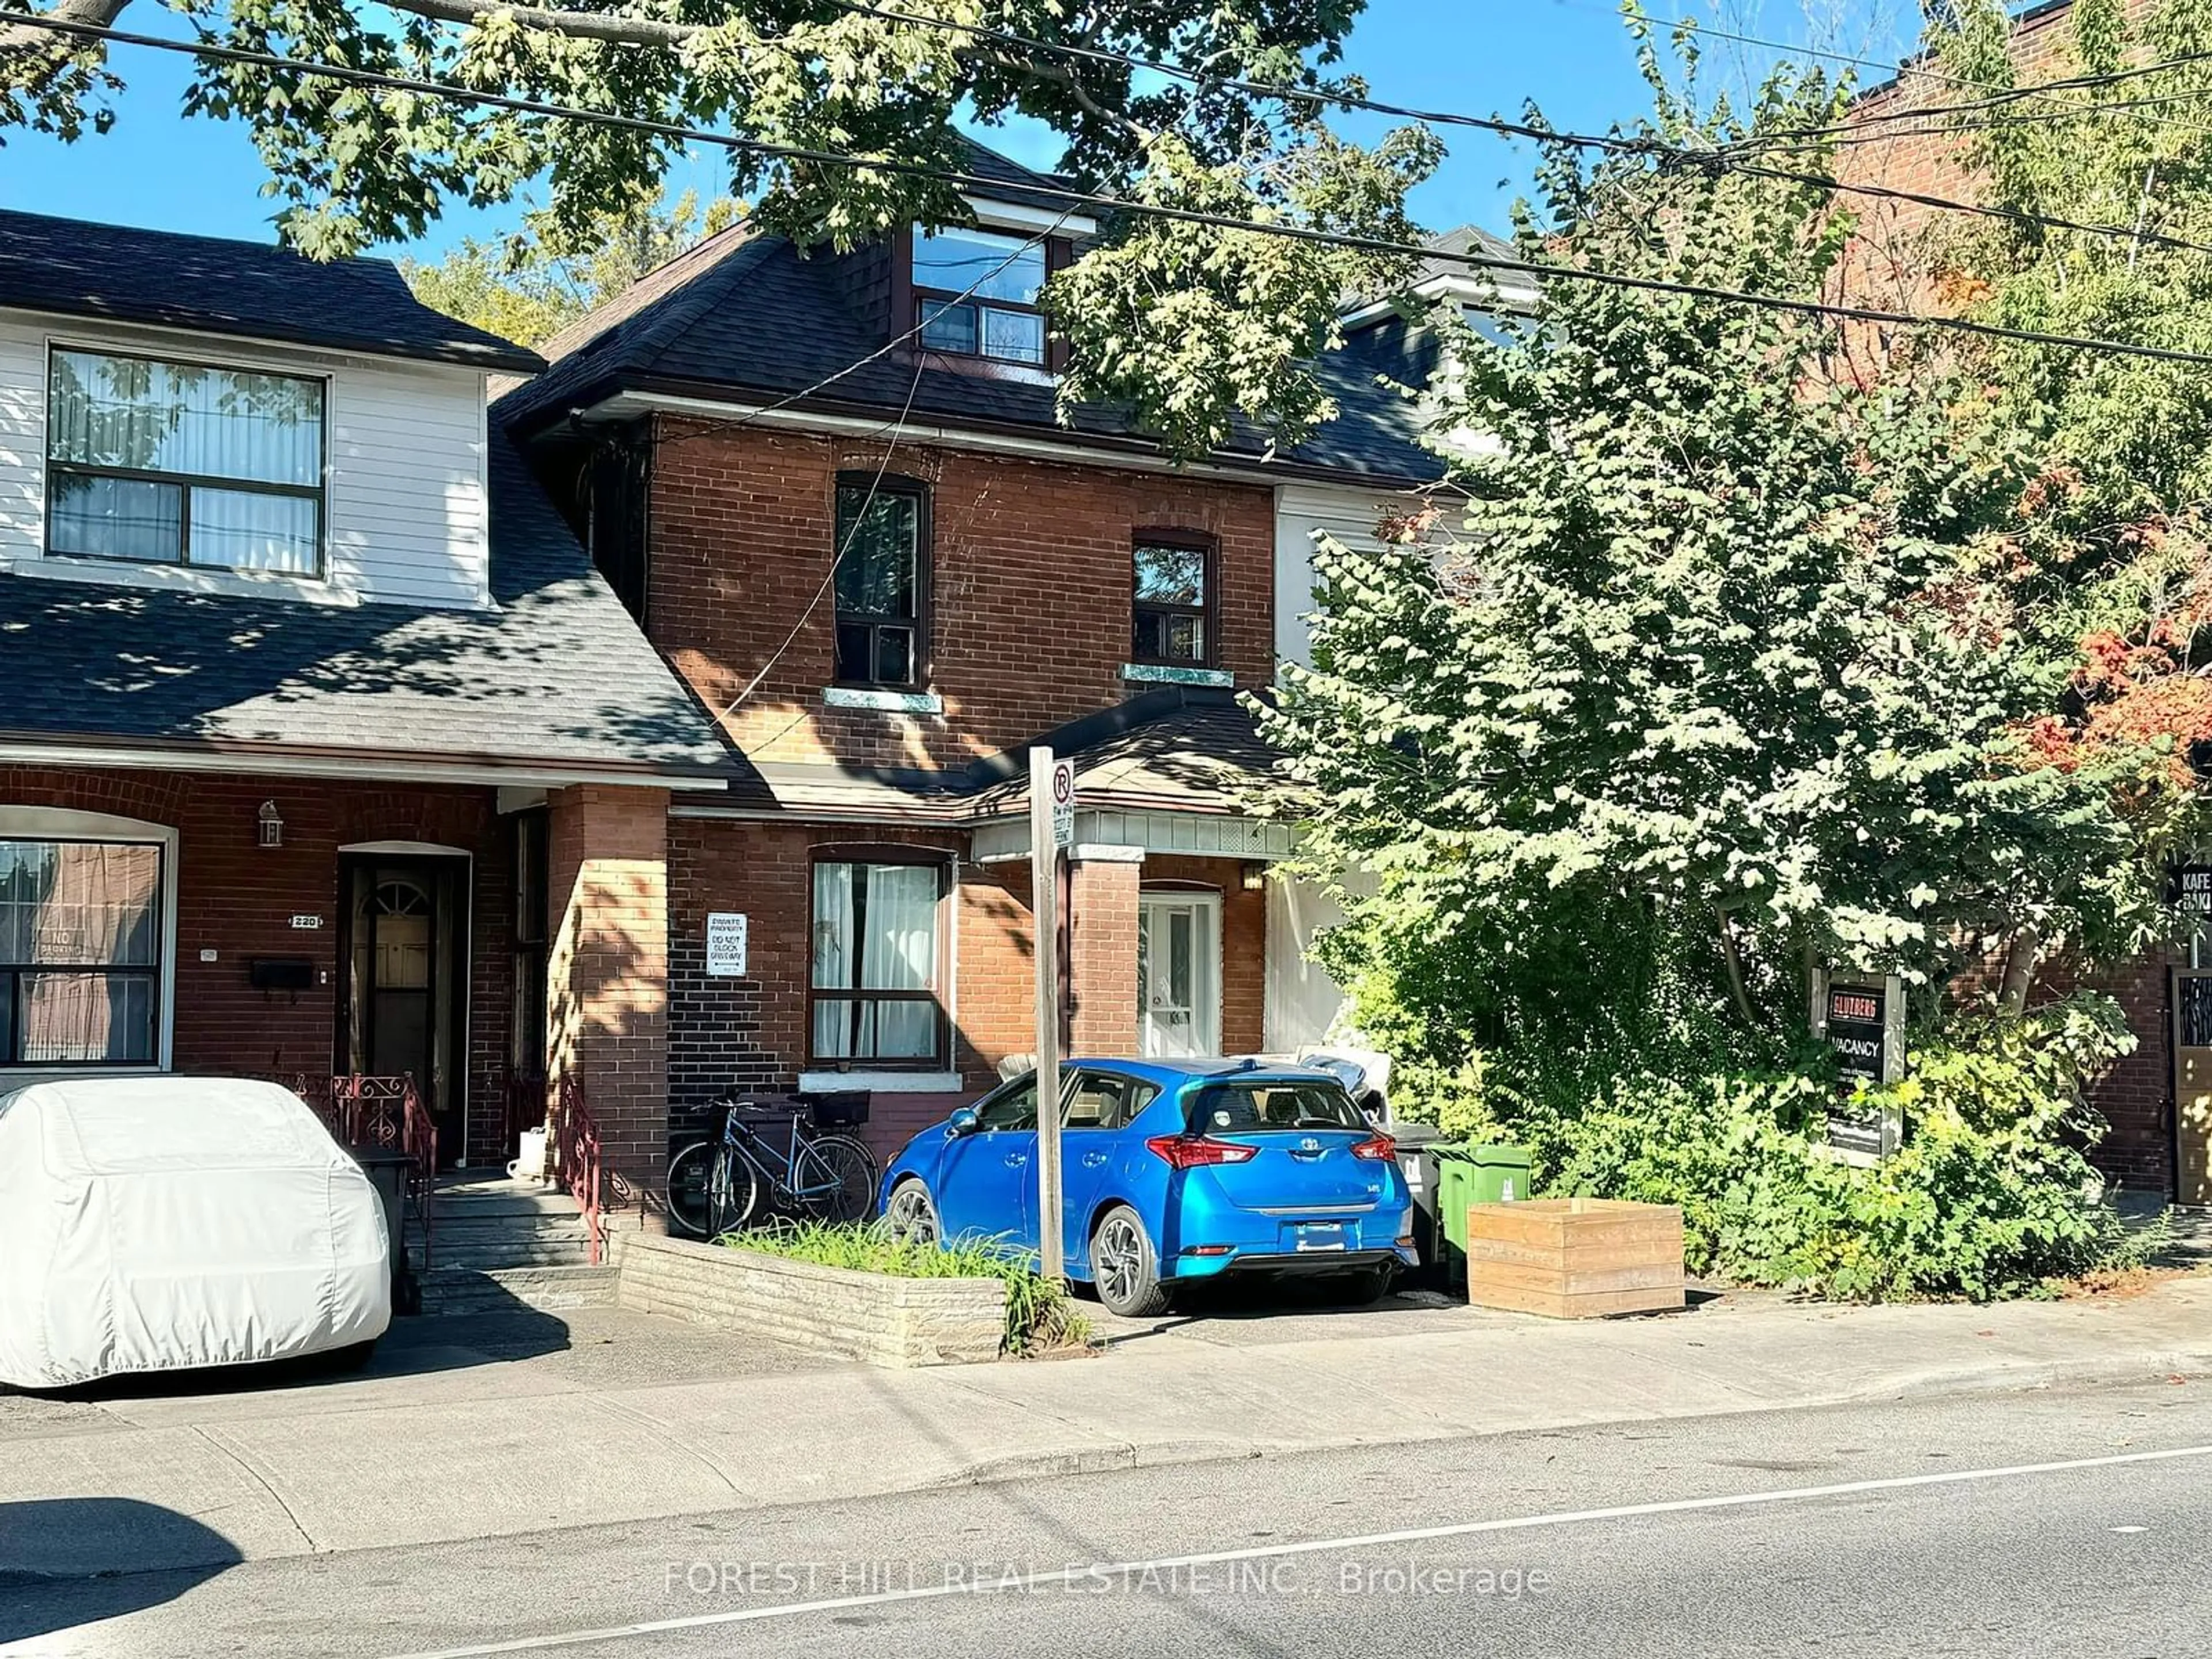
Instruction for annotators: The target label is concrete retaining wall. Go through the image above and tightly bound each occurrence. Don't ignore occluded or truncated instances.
[616,1234,1007,1366]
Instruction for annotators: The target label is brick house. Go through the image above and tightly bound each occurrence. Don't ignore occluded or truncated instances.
[0,209,725,1202]
[497,146,1441,1166]
[1831,0,2192,1199]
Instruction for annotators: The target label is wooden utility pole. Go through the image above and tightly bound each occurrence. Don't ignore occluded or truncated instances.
[1029,745,1068,1282]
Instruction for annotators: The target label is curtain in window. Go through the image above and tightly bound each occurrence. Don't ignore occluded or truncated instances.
[865,865,937,1058]
[48,351,321,484]
[810,861,940,1061]
[0,841,161,1064]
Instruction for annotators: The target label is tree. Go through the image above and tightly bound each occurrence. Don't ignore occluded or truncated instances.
[399,190,738,346]
[1921,0,2212,853]
[0,0,1435,457]
[1256,34,2191,1108]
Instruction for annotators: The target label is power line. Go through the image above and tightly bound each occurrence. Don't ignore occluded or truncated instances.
[1540,0,2212,146]
[812,0,2212,256]
[22,15,2212,370]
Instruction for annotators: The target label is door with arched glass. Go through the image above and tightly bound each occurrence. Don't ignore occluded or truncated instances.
[338,854,468,1162]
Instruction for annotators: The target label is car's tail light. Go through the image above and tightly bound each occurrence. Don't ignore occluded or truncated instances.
[1350,1134,1397,1162]
[1146,1134,1259,1169]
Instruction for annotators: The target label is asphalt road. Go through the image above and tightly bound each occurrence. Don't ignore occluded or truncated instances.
[7,1377,2211,1658]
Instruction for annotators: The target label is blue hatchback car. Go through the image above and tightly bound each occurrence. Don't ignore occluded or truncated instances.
[878,1058,1417,1317]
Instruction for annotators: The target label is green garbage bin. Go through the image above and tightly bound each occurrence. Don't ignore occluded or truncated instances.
[1434,1144,1535,1284]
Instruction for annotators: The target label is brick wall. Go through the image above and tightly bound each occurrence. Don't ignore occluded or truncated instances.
[1069,852,1141,1055]
[646,423,1277,772]
[546,785,670,1213]
[0,766,517,1165]
[2035,950,2176,1196]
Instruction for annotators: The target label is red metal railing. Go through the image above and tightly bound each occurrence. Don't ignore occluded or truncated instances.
[503,1069,548,1156]
[266,1073,438,1271]
[552,1073,605,1265]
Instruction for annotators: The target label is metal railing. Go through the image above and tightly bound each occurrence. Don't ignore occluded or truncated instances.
[265,1072,439,1271]
[552,1073,605,1265]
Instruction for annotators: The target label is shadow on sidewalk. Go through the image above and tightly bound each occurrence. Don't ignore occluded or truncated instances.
[0,1498,240,1641]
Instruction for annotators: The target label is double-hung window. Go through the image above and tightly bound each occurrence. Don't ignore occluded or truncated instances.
[912,225,1048,366]
[46,347,325,575]
[809,858,947,1068]
[1132,535,1214,667]
[0,838,163,1066]
[834,475,927,687]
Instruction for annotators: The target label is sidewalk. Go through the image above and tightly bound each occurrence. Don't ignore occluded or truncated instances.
[6,1275,2211,1579]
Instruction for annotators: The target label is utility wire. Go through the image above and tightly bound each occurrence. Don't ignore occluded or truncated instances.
[808,0,2212,256]
[22,16,2212,370]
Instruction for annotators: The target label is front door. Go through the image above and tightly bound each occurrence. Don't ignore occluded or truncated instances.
[1138,893,1221,1058]
[2177,970,2212,1205]
[339,855,469,1165]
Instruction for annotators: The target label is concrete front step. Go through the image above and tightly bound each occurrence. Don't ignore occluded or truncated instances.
[413,1263,619,1316]
[421,1215,590,1244]
[429,1243,596,1271]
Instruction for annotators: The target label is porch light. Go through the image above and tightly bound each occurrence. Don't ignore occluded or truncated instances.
[257,801,285,849]
[1240,861,1266,893]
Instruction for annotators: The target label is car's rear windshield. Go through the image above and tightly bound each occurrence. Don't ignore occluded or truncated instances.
[1184,1081,1367,1135]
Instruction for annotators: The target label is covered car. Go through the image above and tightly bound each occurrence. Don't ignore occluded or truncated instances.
[0,1076,391,1388]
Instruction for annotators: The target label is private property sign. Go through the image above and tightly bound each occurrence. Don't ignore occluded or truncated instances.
[705,912,748,978]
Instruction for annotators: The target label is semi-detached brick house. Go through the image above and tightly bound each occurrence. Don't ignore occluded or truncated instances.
[0,209,726,1210]
[1832,0,2194,1200]
[497,143,1445,1168]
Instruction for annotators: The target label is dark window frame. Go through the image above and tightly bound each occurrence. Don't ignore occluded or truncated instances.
[806,848,952,1071]
[1130,529,1218,669]
[510,810,550,1077]
[832,472,931,691]
[908,226,1063,368]
[43,343,330,578]
[0,836,165,1069]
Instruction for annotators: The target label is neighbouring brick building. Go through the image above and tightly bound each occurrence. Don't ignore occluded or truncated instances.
[498,142,1439,1170]
[0,210,726,1200]
[1834,0,2193,1199]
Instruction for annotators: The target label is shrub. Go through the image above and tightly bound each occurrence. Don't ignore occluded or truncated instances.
[1505,995,2145,1301]
[728,1221,1091,1355]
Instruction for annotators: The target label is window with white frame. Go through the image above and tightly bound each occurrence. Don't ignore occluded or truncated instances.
[46,347,326,575]
[912,225,1048,365]
[809,857,948,1067]
[0,836,164,1066]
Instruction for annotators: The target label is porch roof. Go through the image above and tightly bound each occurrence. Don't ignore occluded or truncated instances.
[0,440,730,786]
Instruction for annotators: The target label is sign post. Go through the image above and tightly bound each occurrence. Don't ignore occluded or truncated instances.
[1030,749,1074,1282]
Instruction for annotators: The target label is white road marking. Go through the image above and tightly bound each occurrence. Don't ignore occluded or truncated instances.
[382,1441,2212,1659]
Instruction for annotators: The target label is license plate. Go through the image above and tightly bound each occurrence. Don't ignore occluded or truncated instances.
[1294,1222,1347,1253]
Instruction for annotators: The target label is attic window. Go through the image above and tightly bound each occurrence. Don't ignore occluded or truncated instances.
[912,225,1047,366]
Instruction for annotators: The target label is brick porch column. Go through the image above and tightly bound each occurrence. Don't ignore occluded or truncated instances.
[545,784,671,1231]
[1067,844,1145,1056]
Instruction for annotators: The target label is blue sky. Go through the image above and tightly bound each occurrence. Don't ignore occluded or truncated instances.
[0,1,1927,260]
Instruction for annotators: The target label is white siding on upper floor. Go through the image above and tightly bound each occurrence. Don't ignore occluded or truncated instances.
[0,311,492,609]
[1272,480,1427,672]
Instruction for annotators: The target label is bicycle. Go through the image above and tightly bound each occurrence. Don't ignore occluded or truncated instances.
[666,1095,878,1237]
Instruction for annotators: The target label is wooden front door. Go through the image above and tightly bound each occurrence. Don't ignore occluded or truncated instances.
[2175,970,2212,1205]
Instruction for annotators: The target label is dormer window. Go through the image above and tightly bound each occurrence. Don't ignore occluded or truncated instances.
[912,225,1047,366]
[46,347,325,577]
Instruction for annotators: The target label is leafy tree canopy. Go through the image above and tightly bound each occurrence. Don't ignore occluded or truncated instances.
[399,189,737,346]
[0,0,1437,457]
[1257,28,2201,1109]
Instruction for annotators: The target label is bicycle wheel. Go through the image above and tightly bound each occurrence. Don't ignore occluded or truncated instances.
[793,1132,878,1223]
[666,1141,717,1237]
[707,1144,763,1236]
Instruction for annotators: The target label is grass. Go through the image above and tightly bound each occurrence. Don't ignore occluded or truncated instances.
[726,1219,1092,1356]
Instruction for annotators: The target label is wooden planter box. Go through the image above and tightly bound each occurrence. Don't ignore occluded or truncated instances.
[1464,1198,1685,1319]
[616,1234,1007,1366]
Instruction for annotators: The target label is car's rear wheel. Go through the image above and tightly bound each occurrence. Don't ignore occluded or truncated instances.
[1336,1263,1396,1305]
[1092,1205,1172,1318]
[884,1179,941,1247]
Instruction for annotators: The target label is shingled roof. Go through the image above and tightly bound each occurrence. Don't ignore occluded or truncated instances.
[495,146,1444,486]
[0,439,729,783]
[0,207,543,375]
